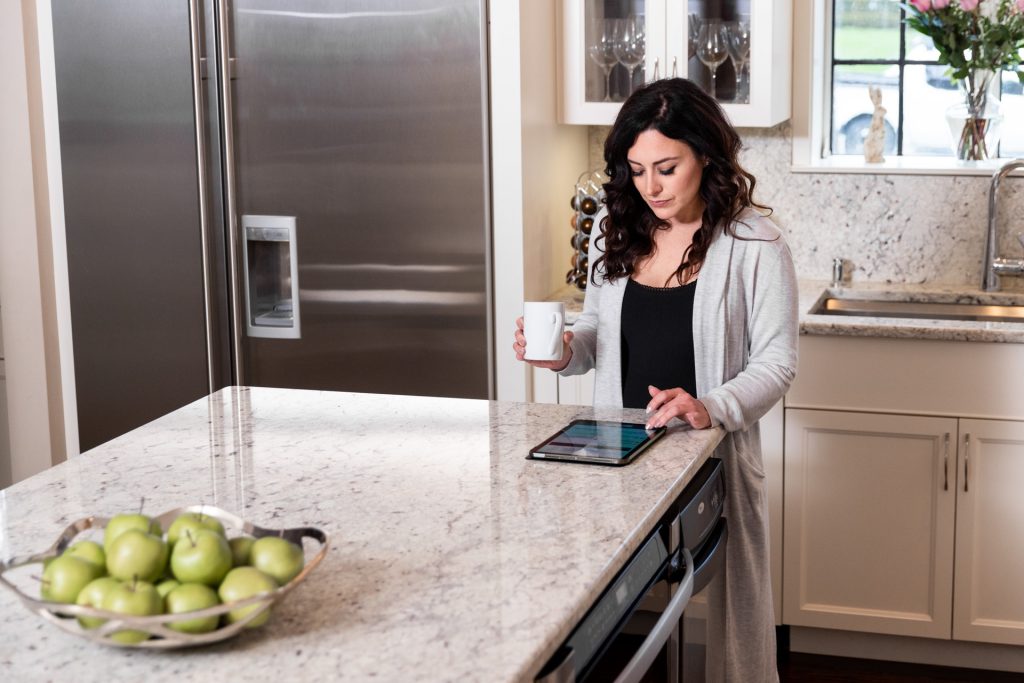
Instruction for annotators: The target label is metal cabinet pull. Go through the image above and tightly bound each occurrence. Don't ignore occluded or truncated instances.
[671,56,678,78]
[943,432,950,491]
[964,433,971,492]
[652,57,660,81]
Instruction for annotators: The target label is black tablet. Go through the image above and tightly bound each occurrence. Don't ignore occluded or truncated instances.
[527,419,667,466]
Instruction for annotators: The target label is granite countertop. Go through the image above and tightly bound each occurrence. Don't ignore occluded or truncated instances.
[798,280,1024,343]
[0,387,723,682]
[547,281,1024,343]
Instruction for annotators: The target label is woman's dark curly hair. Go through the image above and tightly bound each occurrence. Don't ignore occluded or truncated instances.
[594,77,771,286]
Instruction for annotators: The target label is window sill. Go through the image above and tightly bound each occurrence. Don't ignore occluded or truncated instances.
[790,155,1023,177]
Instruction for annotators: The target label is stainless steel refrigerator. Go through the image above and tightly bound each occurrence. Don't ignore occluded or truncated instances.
[52,0,492,451]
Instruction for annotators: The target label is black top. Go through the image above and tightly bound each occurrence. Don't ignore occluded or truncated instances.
[620,278,698,410]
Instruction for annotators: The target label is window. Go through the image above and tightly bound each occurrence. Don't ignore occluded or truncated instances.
[829,0,1024,160]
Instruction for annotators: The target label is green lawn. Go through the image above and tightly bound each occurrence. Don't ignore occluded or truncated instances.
[835,27,900,76]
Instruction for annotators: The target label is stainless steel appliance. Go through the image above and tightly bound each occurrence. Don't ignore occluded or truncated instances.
[536,458,728,683]
[51,0,492,451]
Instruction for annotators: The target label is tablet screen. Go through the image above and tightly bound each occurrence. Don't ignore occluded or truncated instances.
[529,420,666,465]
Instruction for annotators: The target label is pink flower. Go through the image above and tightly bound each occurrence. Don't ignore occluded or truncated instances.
[1016,0,1024,13]
[932,0,951,7]
[959,0,980,11]
[910,0,932,10]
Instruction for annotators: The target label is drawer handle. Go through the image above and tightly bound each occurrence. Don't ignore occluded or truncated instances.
[964,433,971,493]
[943,432,950,491]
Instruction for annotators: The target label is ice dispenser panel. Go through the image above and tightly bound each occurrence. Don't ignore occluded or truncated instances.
[242,215,300,339]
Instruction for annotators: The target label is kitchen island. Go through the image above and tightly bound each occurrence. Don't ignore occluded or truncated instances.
[0,387,723,682]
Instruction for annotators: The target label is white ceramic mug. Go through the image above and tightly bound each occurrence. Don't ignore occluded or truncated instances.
[523,302,565,361]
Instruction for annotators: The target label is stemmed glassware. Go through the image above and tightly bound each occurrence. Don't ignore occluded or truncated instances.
[687,13,702,60]
[613,16,645,98]
[726,19,752,103]
[696,21,729,101]
[588,19,618,102]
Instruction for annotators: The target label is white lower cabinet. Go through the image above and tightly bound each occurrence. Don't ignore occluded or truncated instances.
[953,418,1024,645]
[785,408,1024,645]
[784,409,957,638]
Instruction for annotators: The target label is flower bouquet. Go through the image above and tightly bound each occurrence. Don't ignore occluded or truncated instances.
[903,0,1024,159]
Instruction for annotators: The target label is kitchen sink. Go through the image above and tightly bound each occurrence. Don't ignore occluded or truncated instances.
[812,297,1024,323]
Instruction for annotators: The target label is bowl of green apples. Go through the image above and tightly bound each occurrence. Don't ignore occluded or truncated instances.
[0,505,329,648]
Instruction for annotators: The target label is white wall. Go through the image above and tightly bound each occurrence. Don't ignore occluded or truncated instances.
[0,0,76,488]
[490,0,588,401]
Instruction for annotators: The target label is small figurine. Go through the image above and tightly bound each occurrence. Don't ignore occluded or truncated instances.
[863,86,886,164]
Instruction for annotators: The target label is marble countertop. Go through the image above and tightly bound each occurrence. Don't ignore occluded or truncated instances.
[0,387,723,682]
[547,281,1024,343]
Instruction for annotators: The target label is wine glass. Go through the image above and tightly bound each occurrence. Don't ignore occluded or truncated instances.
[697,21,729,100]
[614,16,645,96]
[587,19,618,102]
[726,20,752,103]
[687,13,702,60]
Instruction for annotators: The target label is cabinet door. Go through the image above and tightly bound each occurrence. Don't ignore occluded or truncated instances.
[557,369,595,406]
[954,419,1024,645]
[558,0,791,126]
[559,0,664,124]
[784,409,957,638]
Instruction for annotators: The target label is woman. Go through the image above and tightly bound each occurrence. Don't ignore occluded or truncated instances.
[513,78,797,682]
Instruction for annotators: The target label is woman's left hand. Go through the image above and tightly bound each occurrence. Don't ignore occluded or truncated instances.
[645,385,711,430]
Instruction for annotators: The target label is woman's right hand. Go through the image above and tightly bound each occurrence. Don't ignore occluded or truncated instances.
[513,316,574,371]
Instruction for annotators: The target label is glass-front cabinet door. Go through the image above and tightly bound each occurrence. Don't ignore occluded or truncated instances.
[559,0,791,127]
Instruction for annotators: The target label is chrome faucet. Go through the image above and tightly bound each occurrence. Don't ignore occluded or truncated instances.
[983,159,1024,291]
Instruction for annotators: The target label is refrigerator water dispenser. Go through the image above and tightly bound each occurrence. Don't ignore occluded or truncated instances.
[242,215,300,339]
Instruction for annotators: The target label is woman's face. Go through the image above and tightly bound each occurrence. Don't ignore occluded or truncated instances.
[626,129,705,225]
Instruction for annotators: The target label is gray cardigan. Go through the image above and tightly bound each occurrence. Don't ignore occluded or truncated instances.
[560,207,798,682]
[561,207,798,434]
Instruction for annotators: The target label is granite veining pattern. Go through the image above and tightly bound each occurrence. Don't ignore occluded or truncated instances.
[0,387,722,682]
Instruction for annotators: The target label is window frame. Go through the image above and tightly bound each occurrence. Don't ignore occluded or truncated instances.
[791,0,1017,176]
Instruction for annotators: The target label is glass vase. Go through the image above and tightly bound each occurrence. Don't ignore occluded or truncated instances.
[945,69,1002,161]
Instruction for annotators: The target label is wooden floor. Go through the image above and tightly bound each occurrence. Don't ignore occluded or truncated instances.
[778,652,1024,683]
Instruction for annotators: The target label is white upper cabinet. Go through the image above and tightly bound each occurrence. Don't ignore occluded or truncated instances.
[558,0,792,127]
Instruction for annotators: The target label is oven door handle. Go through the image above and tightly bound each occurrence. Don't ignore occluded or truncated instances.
[612,548,695,683]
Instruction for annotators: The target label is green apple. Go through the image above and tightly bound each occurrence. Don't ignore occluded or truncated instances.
[106,529,168,583]
[75,576,121,629]
[228,536,255,567]
[165,583,221,634]
[101,580,162,644]
[217,567,277,628]
[249,536,304,586]
[166,512,226,547]
[41,554,104,603]
[155,578,180,605]
[64,540,106,570]
[170,530,231,586]
[104,513,162,552]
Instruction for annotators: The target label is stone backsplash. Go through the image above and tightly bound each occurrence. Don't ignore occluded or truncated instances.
[588,125,1024,292]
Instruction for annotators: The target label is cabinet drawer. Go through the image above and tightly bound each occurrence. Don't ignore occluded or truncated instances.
[789,336,1024,419]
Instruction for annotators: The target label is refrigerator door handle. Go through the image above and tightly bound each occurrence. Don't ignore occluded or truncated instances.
[188,0,216,394]
[215,0,245,384]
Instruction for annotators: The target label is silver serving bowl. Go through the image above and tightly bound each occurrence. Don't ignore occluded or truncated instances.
[0,505,329,648]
